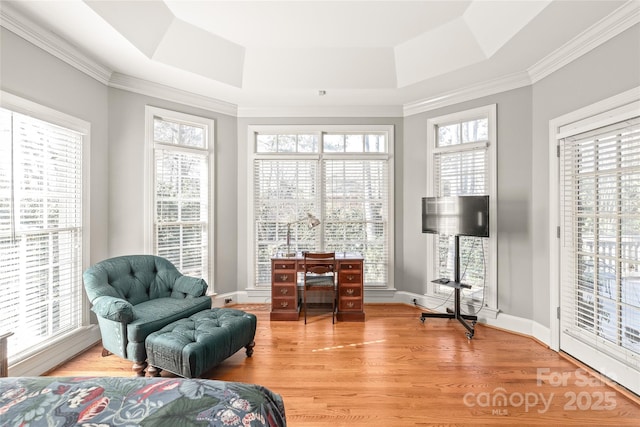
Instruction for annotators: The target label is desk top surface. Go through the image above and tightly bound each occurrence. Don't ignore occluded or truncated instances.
[272,252,363,261]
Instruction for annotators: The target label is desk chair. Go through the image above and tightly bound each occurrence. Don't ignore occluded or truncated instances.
[303,252,337,324]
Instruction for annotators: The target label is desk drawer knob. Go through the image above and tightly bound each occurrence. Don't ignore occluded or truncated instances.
[279,274,289,281]
[347,264,353,269]
[347,302,354,308]
[347,275,354,281]
[346,288,355,295]
[280,301,289,308]
[280,288,288,295]
[280,264,287,269]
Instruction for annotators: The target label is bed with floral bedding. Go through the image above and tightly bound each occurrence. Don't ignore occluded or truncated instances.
[0,376,286,426]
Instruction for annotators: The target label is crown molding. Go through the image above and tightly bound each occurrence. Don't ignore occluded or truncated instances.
[237,104,403,118]
[2,0,637,119]
[403,71,531,117]
[527,0,640,83]
[402,1,639,117]
[0,2,112,85]
[109,73,238,117]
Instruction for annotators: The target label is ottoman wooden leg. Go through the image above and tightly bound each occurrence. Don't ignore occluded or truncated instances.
[245,340,255,357]
[132,361,147,377]
[147,365,162,377]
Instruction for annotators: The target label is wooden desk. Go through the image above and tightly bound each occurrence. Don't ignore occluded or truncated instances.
[270,253,364,322]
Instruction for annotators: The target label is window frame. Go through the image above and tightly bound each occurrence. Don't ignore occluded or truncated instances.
[144,106,214,287]
[0,90,92,374]
[247,124,395,290]
[425,104,498,313]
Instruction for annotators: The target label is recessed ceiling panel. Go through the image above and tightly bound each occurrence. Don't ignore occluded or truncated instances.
[153,18,245,88]
[164,0,472,48]
[85,0,173,58]
[243,47,396,89]
[464,0,552,58]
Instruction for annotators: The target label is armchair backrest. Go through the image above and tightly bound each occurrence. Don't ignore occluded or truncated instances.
[83,255,182,305]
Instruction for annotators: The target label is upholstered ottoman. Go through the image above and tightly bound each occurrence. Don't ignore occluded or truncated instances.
[145,308,257,378]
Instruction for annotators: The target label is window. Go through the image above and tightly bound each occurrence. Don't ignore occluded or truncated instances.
[0,94,89,365]
[250,125,393,288]
[426,105,497,312]
[146,107,213,283]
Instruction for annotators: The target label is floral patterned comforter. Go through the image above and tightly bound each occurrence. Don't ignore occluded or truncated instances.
[0,376,286,426]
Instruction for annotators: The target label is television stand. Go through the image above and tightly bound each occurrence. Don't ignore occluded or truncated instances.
[420,235,477,339]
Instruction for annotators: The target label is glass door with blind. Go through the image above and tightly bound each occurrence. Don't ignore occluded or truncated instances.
[558,112,640,394]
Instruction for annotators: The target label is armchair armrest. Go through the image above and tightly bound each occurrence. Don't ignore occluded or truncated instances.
[91,296,135,323]
[172,276,208,298]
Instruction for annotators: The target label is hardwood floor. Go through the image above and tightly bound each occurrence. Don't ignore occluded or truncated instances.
[48,304,639,425]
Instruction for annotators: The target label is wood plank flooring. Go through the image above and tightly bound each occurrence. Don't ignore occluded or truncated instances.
[47,304,640,426]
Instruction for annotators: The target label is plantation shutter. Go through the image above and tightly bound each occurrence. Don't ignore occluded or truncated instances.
[323,159,389,286]
[559,116,640,365]
[0,109,84,361]
[253,159,318,286]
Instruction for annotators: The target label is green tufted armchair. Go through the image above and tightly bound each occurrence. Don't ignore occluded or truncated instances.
[83,255,212,375]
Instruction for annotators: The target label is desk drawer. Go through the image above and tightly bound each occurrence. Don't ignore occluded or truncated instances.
[339,297,363,312]
[273,261,296,270]
[272,296,297,311]
[339,271,361,284]
[339,261,361,271]
[339,284,362,298]
[273,270,296,284]
[273,283,297,298]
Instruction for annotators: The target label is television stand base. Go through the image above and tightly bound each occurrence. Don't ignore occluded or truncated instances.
[420,308,477,339]
[420,235,477,339]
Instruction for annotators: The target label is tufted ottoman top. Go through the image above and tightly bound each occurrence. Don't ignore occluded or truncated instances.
[145,308,257,378]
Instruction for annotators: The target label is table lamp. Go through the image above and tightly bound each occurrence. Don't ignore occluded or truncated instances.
[285,213,320,257]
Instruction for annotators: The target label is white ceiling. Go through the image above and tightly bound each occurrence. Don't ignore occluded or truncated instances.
[1,1,635,114]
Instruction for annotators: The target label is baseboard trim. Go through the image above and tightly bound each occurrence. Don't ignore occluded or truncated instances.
[239,288,551,346]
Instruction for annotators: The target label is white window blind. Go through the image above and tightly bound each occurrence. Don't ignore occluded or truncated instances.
[560,116,640,364]
[251,127,393,288]
[253,158,319,284]
[152,113,211,281]
[434,147,489,291]
[324,159,388,285]
[0,108,84,362]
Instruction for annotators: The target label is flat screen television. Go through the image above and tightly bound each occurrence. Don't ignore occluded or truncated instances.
[422,195,489,237]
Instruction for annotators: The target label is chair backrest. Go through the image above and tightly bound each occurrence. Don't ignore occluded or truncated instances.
[83,255,181,305]
[304,252,336,276]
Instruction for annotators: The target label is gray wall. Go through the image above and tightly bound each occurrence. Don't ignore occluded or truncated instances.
[107,89,239,295]
[402,24,639,325]
[0,28,110,265]
[530,24,640,327]
[402,87,534,319]
[2,19,638,329]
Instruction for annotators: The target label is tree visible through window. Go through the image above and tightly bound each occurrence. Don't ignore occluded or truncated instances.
[251,126,393,288]
[427,105,497,311]
[148,108,213,282]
